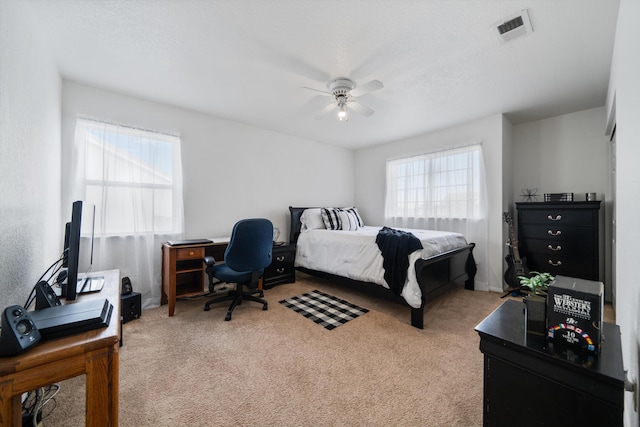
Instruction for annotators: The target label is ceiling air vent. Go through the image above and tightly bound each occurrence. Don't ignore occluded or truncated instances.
[492,9,533,45]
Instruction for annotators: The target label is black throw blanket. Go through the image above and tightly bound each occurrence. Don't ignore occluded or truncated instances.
[375,227,423,296]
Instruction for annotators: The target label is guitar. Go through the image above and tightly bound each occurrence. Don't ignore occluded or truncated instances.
[503,211,530,293]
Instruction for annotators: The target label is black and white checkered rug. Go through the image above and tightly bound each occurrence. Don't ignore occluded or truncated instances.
[279,289,369,330]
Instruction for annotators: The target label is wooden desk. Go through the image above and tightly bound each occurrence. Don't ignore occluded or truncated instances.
[161,241,228,316]
[0,269,121,426]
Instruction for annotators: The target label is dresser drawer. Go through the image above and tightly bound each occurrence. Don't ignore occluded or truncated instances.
[176,247,204,260]
[519,224,594,243]
[519,209,595,226]
[525,253,596,279]
[521,238,594,257]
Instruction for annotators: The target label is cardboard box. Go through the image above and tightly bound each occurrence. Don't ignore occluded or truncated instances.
[546,275,604,353]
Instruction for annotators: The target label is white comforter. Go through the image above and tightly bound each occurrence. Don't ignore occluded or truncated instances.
[294,226,468,308]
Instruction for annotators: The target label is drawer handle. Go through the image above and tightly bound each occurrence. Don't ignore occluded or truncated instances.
[547,214,562,221]
[547,245,562,251]
[189,251,195,256]
[276,267,285,273]
[548,260,563,267]
[547,230,562,236]
[276,256,285,262]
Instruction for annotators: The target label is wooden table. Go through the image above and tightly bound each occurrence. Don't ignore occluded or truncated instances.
[0,269,121,426]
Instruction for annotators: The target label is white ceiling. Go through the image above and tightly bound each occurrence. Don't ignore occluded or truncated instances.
[25,0,619,150]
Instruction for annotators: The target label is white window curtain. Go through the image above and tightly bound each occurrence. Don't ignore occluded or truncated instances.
[73,118,184,309]
[384,144,488,289]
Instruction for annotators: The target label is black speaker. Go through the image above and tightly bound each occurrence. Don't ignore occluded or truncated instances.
[121,277,132,295]
[35,281,62,310]
[121,292,141,324]
[0,305,41,357]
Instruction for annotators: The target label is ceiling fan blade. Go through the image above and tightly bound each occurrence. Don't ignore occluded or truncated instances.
[302,86,332,96]
[314,102,337,119]
[348,99,375,117]
[350,79,383,97]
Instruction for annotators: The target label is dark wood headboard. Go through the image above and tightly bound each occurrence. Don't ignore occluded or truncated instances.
[289,206,314,244]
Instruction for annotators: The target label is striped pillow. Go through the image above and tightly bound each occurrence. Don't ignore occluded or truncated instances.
[342,207,364,227]
[321,208,341,230]
[338,210,360,230]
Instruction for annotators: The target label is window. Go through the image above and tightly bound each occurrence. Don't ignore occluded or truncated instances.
[385,144,484,221]
[75,118,183,236]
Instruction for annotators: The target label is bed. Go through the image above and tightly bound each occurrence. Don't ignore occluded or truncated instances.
[289,206,477,329]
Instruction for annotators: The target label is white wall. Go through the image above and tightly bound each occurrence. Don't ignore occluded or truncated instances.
[607,1,640,425]
[512,107,610,286]
[512,107,608,203]
[354,114,508,293]
[61,81,354,243]
[0,2,62,314]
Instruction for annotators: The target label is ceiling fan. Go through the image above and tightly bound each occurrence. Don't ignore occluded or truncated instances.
[303,77,383,122]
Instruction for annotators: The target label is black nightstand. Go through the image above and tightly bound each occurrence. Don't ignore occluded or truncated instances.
[263,243,296,289]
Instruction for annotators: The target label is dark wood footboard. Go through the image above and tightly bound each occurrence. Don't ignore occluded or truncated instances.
[411,243,476,329]
[288,206,477,329]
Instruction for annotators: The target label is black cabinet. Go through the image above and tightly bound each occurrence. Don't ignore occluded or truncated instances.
[475,300,624,426]
[517,201,601,281]
[263,244,296,289]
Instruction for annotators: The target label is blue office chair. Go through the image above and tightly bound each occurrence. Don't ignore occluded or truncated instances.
[203,218,273,321]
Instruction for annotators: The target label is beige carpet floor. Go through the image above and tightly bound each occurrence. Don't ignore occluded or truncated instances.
[41,274,519,426]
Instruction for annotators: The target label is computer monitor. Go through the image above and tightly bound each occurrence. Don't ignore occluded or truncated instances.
[65,201,96,300]
[65,201,83,301]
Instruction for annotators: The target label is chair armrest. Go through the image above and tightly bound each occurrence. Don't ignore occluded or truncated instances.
[203,256,216,267]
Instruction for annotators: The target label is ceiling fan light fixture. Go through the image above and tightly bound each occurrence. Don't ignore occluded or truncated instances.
[303,77,382,121]
[338,105,348,122]
[336,94,348,122]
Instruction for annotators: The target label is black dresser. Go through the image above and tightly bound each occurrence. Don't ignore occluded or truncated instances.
[516,201,601,281]
[476,300,624,426]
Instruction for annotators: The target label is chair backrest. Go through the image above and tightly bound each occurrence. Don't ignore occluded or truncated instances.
[224,218,273,272]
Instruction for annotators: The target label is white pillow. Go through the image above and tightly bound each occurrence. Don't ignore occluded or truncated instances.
[300,208,325,231]
[338,210,360,231]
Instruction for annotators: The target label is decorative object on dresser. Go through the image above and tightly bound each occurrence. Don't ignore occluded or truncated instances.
[516,201,601,282]
[520,187,538,202]
[502,211,529,296]
[263,243,296,289]
[520,271,554,336]
[546,275,604,353]
[543,192,574,202]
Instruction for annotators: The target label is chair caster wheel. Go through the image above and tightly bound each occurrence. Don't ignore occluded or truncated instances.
[224,313,232,321]
[263,304,268,311]
[204,306,210,311]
